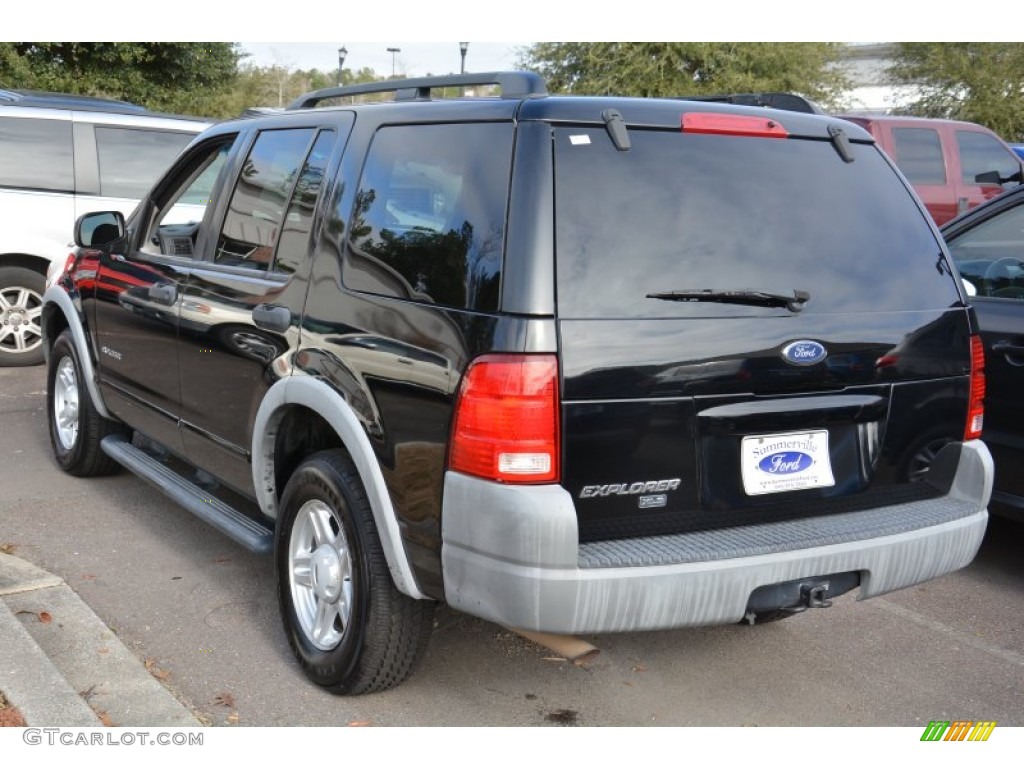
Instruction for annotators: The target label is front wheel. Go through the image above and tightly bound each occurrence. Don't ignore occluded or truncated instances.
[276,450,434,694]
[47,330,123,476]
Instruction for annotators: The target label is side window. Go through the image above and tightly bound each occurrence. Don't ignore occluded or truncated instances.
[214,128,316,271]
[141,139,233,259]
[891,128,946,184]
[948,204,1024,300]
[0,117,74,192]
[344,123,512,312]
[94,127,194,199]
[957,130,1021,186]
[274,130,335,274]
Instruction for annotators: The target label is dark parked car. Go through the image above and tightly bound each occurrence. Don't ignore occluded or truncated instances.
[942,185,1024,521]
[42,72,993,695]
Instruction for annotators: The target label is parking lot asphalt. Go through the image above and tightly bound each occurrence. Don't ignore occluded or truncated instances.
[1,364,1022,727]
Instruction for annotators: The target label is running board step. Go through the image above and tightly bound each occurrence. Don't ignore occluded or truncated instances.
[100,434,273,554]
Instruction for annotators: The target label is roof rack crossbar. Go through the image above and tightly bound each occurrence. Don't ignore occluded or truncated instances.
[286,71,547,110]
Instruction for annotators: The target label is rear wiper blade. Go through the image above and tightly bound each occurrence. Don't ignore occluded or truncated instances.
[646,288,810,312]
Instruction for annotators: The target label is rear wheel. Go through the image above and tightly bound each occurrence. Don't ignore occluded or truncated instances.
[276,449,434,694]
[47,330,123,476]
[0,266,45,367]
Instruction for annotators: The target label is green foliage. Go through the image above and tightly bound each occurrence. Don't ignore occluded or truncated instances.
[0,43,240,116]
[206,63,386,116]
[518,42,851,109]
[0,42,391,119]
[888,43,1024,141]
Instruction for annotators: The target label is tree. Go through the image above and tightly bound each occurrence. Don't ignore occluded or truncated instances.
[0,43,240,116]
[221,64,387,115]
[518,42,850,109]
[887,43,1024,141]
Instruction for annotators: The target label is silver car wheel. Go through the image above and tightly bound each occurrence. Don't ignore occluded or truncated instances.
[288,499,354,651]
[53,356,80,450]
[0,285,43,355]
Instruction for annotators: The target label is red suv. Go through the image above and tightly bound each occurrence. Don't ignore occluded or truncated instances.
[838,115,1024,225]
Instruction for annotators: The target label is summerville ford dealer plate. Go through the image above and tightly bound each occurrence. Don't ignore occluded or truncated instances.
[740,430,835,496]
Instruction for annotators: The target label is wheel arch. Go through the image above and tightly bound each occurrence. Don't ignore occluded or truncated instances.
[253,376,427,600]
[41,285,112,420]
[0,252,51,276]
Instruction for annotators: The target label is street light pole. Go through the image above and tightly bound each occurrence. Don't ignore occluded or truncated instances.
[459,42,469,74]
[337,45,347,87]
[387,47,400,78]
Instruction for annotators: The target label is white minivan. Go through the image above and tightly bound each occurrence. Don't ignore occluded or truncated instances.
[0,90,209,366]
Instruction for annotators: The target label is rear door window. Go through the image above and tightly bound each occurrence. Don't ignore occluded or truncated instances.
[214,128,317,271]
[273,130,335,274]
[554,127,960,318]
[892,127,946,184]
[95,127,195,198]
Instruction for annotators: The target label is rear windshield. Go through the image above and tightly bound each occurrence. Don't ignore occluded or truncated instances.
[554,127,960,318]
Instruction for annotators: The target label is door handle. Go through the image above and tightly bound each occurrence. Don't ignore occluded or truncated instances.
[148,283,177,306]
[252,304,292,333]
[992,340,1024,365]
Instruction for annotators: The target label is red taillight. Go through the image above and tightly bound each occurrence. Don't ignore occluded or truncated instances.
[965,335,985,440]
[682,113,789,138]
[449,354,560,484]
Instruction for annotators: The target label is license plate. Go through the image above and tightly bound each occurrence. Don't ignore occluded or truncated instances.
[740,430,835,496]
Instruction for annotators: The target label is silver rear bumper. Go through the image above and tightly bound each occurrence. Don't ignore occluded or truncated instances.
[441,440,992,633]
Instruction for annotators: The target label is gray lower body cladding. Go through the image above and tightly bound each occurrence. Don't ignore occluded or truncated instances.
[440,441,992,634]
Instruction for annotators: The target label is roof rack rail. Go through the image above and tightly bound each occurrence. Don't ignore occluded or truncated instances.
[678,92,825,115]
[287,71,548,110]
[0,88,151,114]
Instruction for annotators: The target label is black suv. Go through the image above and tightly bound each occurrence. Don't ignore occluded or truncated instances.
[42,72,993,695]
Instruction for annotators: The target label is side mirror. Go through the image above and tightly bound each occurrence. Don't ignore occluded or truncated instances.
[973,168,1023,187]
[74,211,126,248]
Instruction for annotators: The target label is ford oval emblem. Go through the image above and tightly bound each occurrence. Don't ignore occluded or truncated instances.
[781,340,827,366]
[758,451,813,475]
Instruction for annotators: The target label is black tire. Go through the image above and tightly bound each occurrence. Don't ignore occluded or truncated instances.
[47,330,123,476]
[276,449,434,695]
[0,265,46,367]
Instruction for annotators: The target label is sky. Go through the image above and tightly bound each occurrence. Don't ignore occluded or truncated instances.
[238,42,526,78]
[15,0,1007,56]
